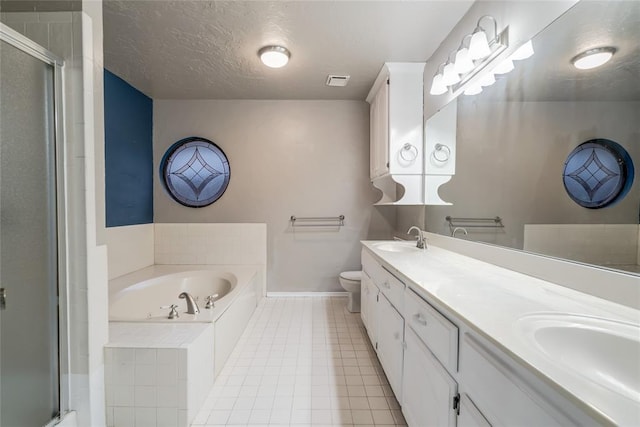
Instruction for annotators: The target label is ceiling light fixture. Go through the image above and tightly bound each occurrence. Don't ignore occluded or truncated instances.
[571,47,616,70]
[258,45,290,68]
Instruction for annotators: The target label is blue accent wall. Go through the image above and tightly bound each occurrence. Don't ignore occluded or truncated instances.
[104,70,153,227]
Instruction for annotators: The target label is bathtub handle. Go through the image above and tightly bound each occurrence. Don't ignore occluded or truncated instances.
[205,294,220,309]
[160,304,180,319]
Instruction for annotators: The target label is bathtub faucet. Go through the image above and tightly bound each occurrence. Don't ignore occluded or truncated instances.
[205,294,219,309]
[179,292,200,314]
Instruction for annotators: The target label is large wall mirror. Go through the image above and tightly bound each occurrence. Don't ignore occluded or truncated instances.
[424,0,640,275]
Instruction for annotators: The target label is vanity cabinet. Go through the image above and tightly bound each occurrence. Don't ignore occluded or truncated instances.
[403,327,458,427]
[361,270,379,346]
[459,333,592,426]
[457,393,491,427]
[377,293,405,400]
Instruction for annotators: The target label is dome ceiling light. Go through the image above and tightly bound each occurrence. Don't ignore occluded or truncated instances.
[571,47,616,70]
[258,45,290,68]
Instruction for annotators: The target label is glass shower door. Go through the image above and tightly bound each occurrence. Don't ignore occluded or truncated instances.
[0,37,60,427]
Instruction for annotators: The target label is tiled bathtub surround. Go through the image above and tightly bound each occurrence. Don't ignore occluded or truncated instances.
[192,297,406,426]
[105,323,215,427]
[154,223,267,266]
[107,224,155,280]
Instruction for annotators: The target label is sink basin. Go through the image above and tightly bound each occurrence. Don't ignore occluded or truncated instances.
[517,314,640,402]
[372,241,421,253]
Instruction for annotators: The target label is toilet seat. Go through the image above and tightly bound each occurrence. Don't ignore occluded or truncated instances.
[339,271,361,282]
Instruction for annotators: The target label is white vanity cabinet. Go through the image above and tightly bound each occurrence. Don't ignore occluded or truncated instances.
[376,293,405,400]
[361,270,379,346]
[459,333,594,426]
[360,244,600,427]
[402,287,459,427]
[403,327,458,427]
[362,249,406,399]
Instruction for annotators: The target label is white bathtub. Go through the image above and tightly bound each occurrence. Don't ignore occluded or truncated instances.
[109,265,258,322]
[107,265,260,426]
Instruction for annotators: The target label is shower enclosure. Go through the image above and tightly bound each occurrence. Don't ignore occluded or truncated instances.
[0,23,67,427]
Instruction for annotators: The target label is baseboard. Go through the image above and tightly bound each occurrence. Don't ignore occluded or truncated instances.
[266,291,348,298]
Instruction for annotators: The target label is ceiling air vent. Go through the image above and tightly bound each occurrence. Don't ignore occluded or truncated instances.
[326,75,350,87]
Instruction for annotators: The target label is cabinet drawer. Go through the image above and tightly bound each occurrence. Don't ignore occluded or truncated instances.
[377,266,404,312]
[362,249,404,311]
[362,249,385,284]
[404,288,458,373]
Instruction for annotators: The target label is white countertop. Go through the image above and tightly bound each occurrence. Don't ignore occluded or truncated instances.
[362,241,640,426]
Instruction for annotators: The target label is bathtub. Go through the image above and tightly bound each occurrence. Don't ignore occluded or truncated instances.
[107,264,260,426]
[109,264,259,322]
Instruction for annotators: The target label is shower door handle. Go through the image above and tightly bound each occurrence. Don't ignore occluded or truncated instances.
[0,288,6,310]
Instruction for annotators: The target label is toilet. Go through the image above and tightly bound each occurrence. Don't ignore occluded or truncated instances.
[339,271,362,313]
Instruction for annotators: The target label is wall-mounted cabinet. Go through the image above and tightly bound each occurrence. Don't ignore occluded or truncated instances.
[366,62,454,205]
[366,63,425,205]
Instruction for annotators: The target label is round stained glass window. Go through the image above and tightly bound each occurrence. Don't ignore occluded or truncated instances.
[562,139,634,209]
[161,137,230,208]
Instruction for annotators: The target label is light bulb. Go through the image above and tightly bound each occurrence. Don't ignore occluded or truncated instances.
[442,63,461,86]
[493,58,514,74]
[464,85,483,96]
[258,46,290,68]
[478,72,496,87]
[469,29,491,60]
[454,48,475,75]
[571,47,616,70]
[510,40,534,61]
[430,74,448,95]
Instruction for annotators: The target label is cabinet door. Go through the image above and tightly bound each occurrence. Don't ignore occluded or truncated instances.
[370,79,389,179]
[402,328,457,427]
[361,271,378,347]
[458,393,491,427]
[377,293,404,401]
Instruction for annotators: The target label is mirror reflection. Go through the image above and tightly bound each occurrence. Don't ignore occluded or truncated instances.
[425,0,640,275]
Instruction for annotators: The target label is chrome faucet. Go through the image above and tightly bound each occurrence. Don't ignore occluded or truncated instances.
[407,226,426,249]
[179,292,200,314]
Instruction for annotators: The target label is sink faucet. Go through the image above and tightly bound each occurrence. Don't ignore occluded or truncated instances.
[179,292,200,314]
[407,226,426,249]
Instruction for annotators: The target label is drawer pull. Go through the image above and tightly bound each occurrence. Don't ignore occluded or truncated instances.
[383,281,391,289]
[413,313,427,326]
[394,332,401,340]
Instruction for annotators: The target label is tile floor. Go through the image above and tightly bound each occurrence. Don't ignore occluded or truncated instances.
[192,297,407,427]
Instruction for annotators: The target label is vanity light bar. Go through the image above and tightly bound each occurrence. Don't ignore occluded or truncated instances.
[430,14,538,97]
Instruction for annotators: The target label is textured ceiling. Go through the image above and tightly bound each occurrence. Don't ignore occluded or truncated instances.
[103,0,473,100]
[479,0,640,102]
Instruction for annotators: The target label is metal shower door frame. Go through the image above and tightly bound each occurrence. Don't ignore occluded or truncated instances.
[0,22,71,424]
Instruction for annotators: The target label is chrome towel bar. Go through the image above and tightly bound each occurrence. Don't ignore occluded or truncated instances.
[290,215,345,227]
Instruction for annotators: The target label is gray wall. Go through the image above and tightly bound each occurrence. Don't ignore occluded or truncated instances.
[425,100,640,249]
[154,100,393,292]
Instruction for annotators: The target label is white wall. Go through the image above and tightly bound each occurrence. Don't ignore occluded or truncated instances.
[154,100,387,292]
